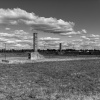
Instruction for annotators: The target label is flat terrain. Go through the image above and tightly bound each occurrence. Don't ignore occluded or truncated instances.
[0,55,100,99]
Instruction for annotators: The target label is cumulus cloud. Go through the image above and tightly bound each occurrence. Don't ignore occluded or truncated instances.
[81,29,87,33]
[39,37,64,46]
[6,40,16,43]
[89,34,100,38]
[67,39,84,49]
[0,8,74,34]
[72,39,83,42]
[30,21,74,34]
[5,27,11,30]
[0,8,88,49]
[0,30,33,49]
[68,35,72,37]
[0,30,31,40]
[0,8,35,20]
[0,37,9,42]
[62,37,100,50]
[39,37,64,49]
[63,42,76,49]
[39,36,100,50]
[74,38,100,50]
[0,8,86,35]
[39,37,60,41]
[80,41,99,50]
[81,34,100,43]
[60,29,87,36]
[81,36,90,40]
[0,32,14,37]
[60,31,79,35]
[14,30,28,35]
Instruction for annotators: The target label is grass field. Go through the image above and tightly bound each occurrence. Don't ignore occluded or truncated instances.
[0,58,100,99]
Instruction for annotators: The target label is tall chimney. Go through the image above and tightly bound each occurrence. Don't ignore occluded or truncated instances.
[33,33,38,52]
[59,43,62,51]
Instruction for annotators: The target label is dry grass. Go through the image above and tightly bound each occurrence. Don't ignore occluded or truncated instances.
[0,58,100,99]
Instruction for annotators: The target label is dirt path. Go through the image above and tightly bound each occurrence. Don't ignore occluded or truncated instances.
[0,56,100,64]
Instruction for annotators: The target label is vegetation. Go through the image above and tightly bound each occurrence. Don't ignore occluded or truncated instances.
[0,59,100,99]
[0,49,100,56]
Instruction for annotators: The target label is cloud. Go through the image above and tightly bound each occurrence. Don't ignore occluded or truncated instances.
[62,38,100,50]
[81,35,90,40]
[74,38,100,50]
[60,29,87,36]
[39,37,60,41]
[5,27,11,30]
[12,30,32,40]
[0,30,33,49]
[0,8,86,35]
[81,34,100,43]
[72,39,83,42]
[0,37,9,42]
[81,29,87,33]
[68,35,72,37]
[6,40,16,43]
[39,37,64,49]
[0,8,88,49]
[0,30,31,40]
[14,30,28,34]
[39,36,100,50]
[89,34,100,38]
[39,37,64,46]
[80,42,99,50]
[60,31,79,35]
[30,20,74,34]
[0,8,74,33]
[0,32,14,37]
[0,8,35,20]
[10,20,18,25]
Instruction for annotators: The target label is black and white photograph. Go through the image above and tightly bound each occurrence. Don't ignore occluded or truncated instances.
[0,0,100,99]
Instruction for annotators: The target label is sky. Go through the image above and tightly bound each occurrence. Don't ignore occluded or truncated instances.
[0,0,100,50]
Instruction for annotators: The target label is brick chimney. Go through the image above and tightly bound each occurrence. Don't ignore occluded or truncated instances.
[33,33,38,52]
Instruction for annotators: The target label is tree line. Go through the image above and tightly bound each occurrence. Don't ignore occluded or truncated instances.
[0,49,100,55]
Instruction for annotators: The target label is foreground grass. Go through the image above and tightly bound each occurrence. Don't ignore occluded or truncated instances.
[0,59,100,99]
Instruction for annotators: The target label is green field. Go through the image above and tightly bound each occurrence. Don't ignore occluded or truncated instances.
[0,59,100,99]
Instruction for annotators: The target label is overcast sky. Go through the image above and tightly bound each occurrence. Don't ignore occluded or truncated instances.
[0,0,100,50]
